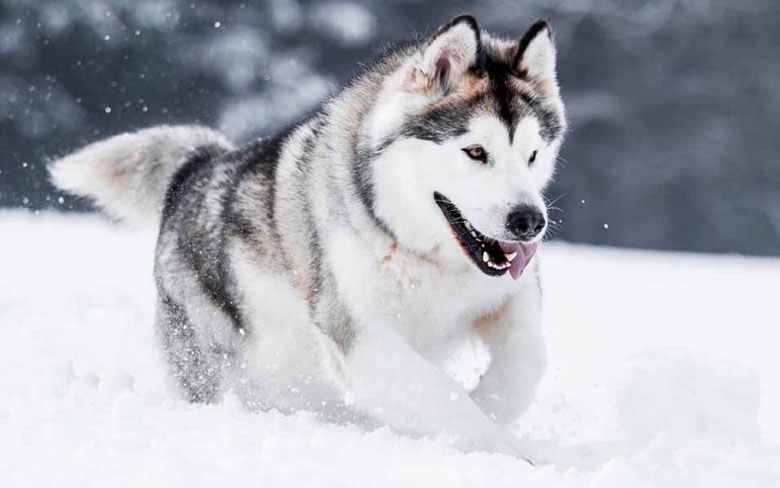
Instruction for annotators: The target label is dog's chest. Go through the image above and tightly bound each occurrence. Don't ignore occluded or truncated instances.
[328,232,515,346]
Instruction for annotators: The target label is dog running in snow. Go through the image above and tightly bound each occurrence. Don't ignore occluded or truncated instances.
[50,15,567,456]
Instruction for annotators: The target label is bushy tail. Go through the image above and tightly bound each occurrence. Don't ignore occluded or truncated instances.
[49,125,234,225]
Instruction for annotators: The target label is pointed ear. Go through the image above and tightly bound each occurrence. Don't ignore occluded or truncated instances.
[514,20,557,84]
[410,15,481,94]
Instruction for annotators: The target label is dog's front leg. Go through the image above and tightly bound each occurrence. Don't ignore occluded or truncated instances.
[471,279,548,428]
[317,304,519,456]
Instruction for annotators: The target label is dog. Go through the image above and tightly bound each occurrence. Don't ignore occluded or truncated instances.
[50,15,567,456]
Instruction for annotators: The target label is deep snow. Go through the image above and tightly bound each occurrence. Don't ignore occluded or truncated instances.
[0,211,778,487]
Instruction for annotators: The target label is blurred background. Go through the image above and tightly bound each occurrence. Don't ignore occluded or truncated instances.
[0,0,778,255]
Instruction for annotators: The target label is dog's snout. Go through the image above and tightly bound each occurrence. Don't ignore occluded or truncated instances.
[506,205,546,241]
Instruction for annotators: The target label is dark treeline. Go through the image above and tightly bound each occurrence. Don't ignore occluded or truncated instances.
[1,0,778,255]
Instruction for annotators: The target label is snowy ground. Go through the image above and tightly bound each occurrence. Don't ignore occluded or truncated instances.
[1,211,779,487]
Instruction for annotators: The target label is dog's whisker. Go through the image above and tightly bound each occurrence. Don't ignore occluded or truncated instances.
[545,194,566,209]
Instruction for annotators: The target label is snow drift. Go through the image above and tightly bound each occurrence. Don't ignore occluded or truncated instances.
[0,211,778,487]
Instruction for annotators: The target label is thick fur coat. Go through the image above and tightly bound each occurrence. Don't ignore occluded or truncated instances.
[50,15,567,457]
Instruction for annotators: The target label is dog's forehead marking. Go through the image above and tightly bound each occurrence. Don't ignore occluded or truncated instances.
[468,37,562,144]
[481,53,518,141]
[393,34,562,147]
[406,66,559,145]
[468,114,541,156]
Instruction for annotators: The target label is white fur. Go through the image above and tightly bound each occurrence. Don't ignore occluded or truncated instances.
[334,321,520,454]
[230,240,342,414]
[49,125,233,225]
[321,221,544,454]
[520,26,558,88]
[371,114,552,265]
[471,271,548,427]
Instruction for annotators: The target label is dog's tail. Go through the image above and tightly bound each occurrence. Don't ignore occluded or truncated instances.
[49,125,234,225]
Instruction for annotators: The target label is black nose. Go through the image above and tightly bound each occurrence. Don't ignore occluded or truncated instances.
[506,205,546,240]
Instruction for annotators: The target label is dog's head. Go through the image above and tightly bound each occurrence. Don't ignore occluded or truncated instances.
[360,15,566,279]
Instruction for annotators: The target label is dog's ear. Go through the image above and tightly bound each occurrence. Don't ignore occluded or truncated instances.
[514,20,558,88]
[408,15,480,94]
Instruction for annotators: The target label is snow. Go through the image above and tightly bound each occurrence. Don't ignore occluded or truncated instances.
[1,211,779,487]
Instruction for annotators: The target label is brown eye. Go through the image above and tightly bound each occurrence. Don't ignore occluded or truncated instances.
[528,150,538,165]
[462,145,488,164]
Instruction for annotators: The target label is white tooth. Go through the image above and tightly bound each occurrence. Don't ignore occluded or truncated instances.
[470,231,478,238]
[464,221,472,230]
[505,252,518,262]
[482,251,489,262]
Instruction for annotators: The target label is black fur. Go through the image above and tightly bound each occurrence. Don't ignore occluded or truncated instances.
[352,144,397,240]
[483,54,519,141]
[225,124,297,243]
[519,91,564,142]
[399,102,472,143]
[157,290,225,403]
[161,144,246,329]
[162,144,226,220]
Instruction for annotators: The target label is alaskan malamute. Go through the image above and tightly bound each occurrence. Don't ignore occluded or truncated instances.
[51,15,567,456]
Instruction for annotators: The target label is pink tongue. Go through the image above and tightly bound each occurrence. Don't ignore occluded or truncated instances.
[498,241,538,280]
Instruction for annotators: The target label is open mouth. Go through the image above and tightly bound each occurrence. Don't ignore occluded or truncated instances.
[434,192,537,280]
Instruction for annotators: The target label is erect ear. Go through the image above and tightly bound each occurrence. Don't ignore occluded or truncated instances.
[409,15,481,94]
[514,20,557,84]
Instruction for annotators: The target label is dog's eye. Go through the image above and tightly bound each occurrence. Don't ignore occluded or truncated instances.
[528,150,538,165]
[462,145,488,164]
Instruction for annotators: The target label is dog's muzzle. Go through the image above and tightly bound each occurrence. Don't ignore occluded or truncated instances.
[433,192,537,280]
